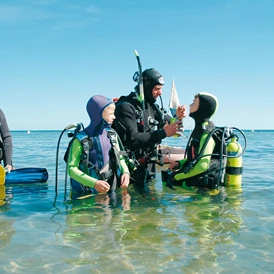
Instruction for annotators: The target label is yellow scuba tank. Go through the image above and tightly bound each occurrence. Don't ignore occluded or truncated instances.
[0,165,5,185]
[224,136,243,186]
[0,185,6,206]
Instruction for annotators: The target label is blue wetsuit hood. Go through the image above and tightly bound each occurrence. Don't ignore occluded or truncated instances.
[84,95,114,169]
[85,95,113,136]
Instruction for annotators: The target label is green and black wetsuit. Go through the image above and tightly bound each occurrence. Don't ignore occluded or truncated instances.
[172,93,224,190]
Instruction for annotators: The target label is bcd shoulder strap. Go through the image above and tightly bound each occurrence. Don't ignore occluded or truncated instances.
[107,128,131,166]
[151,103,165,128]
[185,122,217,168]
[116,95,143,123]
[79,134,93,168]
[78,129,125,170]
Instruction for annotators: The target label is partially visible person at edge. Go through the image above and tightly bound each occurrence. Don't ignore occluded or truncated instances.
[112,68,187,192]
[0,109,14,172]
[167,92,223,192]
[67,95,130,195]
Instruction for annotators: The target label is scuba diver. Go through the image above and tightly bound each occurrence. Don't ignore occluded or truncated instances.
[163,92,227,190]
[0,109,14,172]
[66,95,130,196]
[112,68,186,193]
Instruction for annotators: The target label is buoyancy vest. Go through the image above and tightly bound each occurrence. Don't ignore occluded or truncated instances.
[76,129,125,182]
[114,93,165,160]
[181,123,227,189]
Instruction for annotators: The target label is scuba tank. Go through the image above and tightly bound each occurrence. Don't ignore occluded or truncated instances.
[224,135,243,186]
[0,185,5,206]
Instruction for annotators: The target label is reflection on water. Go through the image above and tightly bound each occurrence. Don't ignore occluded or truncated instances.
[179,187,244,273]
[0,185,6,206]
[0,131,273,273]
[59,181,246,273]
[63,191,135,272]
[0,185,16,250]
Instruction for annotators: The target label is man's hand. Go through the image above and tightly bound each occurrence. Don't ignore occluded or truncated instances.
[163,121,183,137]
[5,164,14,172]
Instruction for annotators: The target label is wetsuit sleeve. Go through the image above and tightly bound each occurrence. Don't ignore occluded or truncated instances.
[0,109,13,166]
[113,102,166,150]
[67,138,97,188]
[174,133,215,181]
[119,151,129,175]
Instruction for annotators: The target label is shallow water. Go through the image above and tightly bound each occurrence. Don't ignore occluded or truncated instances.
[0,130,273,273]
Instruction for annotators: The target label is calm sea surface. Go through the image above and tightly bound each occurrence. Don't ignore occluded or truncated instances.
[0,130,273,273]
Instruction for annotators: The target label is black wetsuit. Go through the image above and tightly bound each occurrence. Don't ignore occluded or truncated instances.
[112,92,170,192]
[0,109,13,167]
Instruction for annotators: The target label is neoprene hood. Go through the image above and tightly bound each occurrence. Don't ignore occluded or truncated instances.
[85,95,113,135]
[190,92,218,123]
[137,68,164,104]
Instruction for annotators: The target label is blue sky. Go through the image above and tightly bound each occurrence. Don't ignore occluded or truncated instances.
[1,0,273,130]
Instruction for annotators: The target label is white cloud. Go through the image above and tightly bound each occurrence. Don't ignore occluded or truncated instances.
[0,4,22,23]
[0,2,100,28]
[85,6,99,14]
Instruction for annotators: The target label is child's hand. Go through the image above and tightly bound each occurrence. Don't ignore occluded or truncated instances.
[95,180,110,193]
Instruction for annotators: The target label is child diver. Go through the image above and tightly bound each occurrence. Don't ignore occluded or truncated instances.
[66,95,130,195]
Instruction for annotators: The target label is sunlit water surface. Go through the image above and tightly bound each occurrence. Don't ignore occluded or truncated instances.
[0,130,273,273]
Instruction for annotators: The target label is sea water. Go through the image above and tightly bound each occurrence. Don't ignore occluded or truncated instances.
[0,130,273,273]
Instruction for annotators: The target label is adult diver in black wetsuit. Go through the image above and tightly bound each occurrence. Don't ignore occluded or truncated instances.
[0,109,13,172]
[112,68,186,193]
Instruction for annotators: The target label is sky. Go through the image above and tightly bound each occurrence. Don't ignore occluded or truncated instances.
[1,0,274,130]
